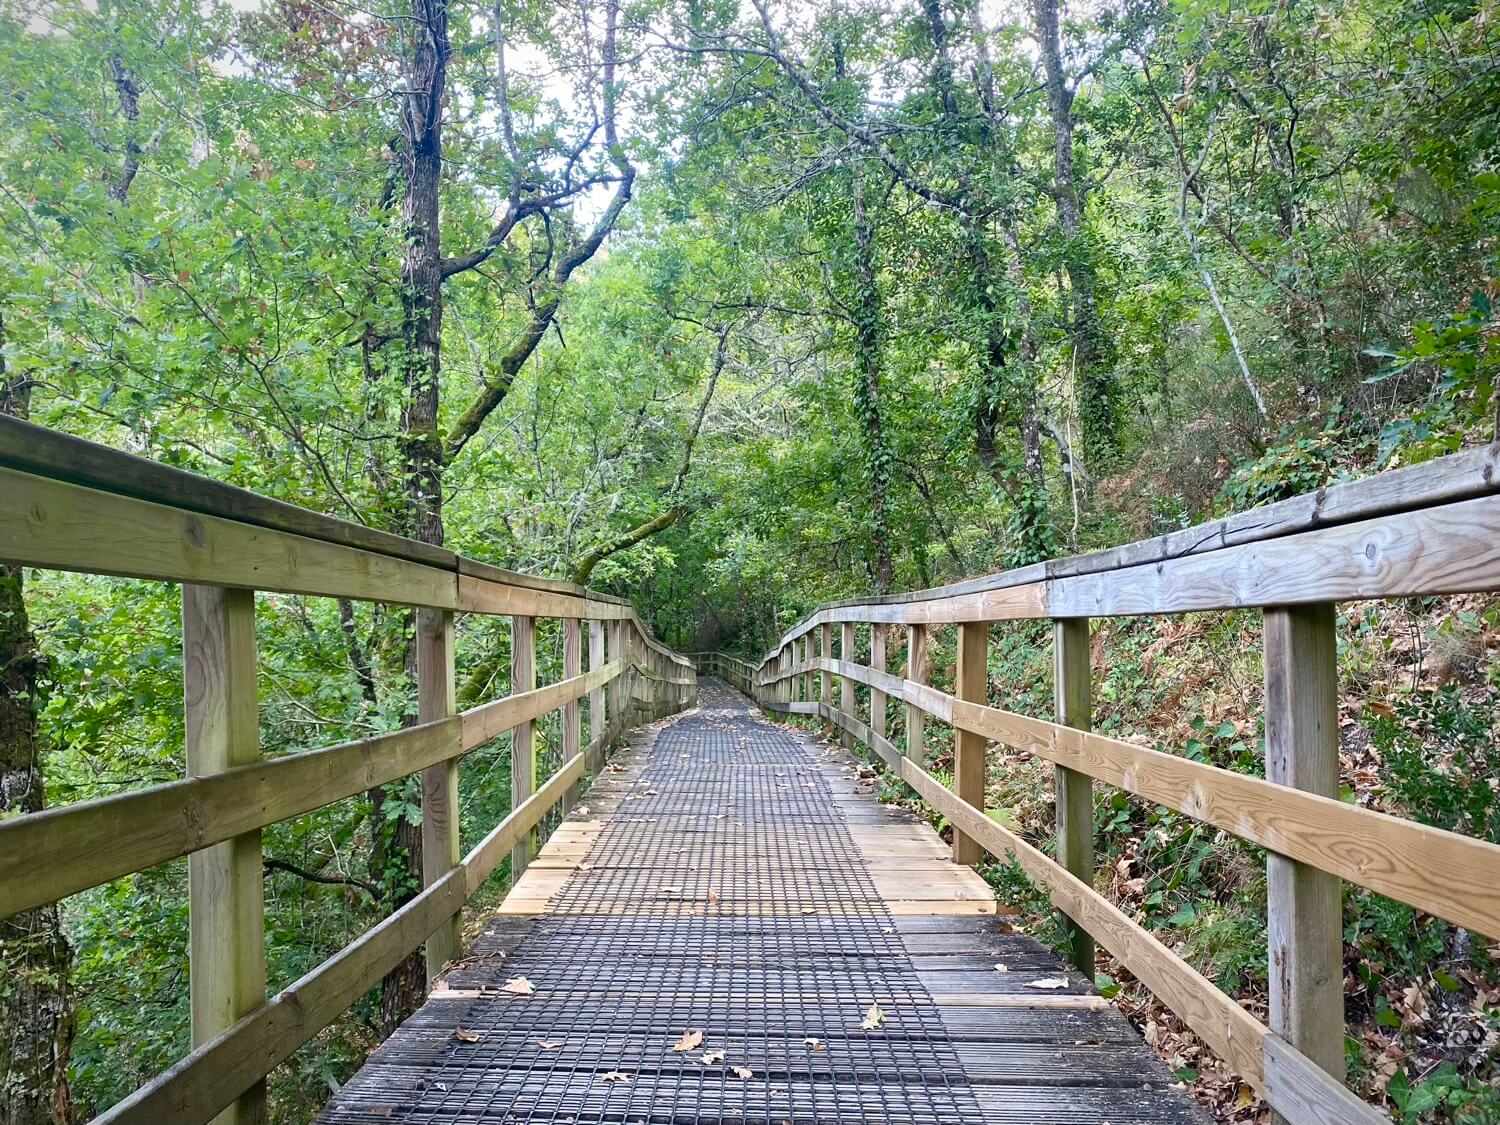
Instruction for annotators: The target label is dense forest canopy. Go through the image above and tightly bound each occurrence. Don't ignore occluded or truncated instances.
[1,0,1497,1120]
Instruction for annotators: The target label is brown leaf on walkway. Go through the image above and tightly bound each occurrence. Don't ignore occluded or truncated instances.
[860,1003,885,1030]
[803,1037,824,1052]
[501,976,536,996]
[672,1028,704,1052]
[700,1049,726,1064]
[732,1066,753,1079]
[453,1027,483,1043]
[537,1040,562,1050]
[1024,977,1069,990]
[600,1070,631,1084]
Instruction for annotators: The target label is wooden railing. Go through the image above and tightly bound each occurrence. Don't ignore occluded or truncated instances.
[0,418,696,1125]
[687,650,756,696]
[740,443,1500,1125]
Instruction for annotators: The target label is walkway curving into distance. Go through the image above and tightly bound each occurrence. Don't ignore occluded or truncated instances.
[320,678,1208,1124]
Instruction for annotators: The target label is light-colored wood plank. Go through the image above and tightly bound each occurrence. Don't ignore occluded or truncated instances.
[953,622,987,867]
[870,624,887,746]
[906,625,928,763]
[457,661,619,749]
[1054,616,1095,977]
[1263,1034,1389,1125]
[1264,604,1345,1106]
[183,585,266,1125]
[839,622,856,749]
[511,615,536,884]
[418,607,460,981]
[0,466,457,607]
[562,618,583,815]
[0,719,462,920]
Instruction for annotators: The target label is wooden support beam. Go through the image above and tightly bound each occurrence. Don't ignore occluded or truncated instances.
[417,607,459,982]
[1054,617,1095,977]
[183,585,266,1125]
[870,624,887,746]
[840,622,856,749]
[819,622,833,706]
[562,618,582,814]
[510,614,536,884]
[905,624,928,762]
[953,622,987,866]
[1264,603,1345,1112]
[588,620,606,758]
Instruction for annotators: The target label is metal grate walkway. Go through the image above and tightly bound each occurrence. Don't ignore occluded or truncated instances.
[319,678,1209,1124]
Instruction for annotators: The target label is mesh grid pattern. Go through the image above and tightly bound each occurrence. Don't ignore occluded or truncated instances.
[321,679,986,1124]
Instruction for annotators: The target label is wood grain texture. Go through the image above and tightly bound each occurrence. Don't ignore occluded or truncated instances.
[839,622,856,749]
[588,620,606,758]
[417,607,461,981]
[0,718,461,921]
[870,624,887,744]
[510,615,537,884]
[182,585,266,1125]
[1053,617,1095,978]
[0,467,458,607]
[953,622,987,866]
[1263,1035,1389,1125]
[819,622,833,705]
[906,625,928,762]
[561,618,582,815]
[1264,605,1345,1096]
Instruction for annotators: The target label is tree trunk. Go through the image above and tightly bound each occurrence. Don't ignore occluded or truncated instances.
[0,346,75,1125]
[376,0,451,1032]
[1033,0,1119,468]
[850,173,894,593]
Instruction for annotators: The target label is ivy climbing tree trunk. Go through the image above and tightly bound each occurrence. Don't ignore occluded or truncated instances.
[850,170,894,593]
[1033,0,1119,469]
[0,339,75,1125]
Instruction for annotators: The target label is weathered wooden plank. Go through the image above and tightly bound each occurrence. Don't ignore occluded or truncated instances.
[183,585,266,1125]
[870,624,887,745]
[456,661,619,749]
[0,416,455,569]
[839,622,856,749]
[946,697,1500,940]
[1263,1035,1389,1125]
[953,622,987,866]
[0,467,458,607]
[417,607,460,981]
[1264,605,1345,1106]
[511,615,537,884]
[96,870,468,1125]
[0,719,461,920]
[1050,493,1500,616]
[1054,617,1095,977]
[907,625,928,762]
[562,618,582,815]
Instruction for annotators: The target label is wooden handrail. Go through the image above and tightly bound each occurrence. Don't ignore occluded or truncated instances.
[744,446,1500,1125]
[0,423,697,1124]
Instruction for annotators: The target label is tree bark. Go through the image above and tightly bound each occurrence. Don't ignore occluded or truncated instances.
[0,335,75,1125]
[1033,0,1119,467]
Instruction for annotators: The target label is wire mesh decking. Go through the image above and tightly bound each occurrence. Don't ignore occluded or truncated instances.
[319,679,1207,1124]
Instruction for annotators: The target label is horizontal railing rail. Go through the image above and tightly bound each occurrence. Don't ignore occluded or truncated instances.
[0,417,697,1125]
[746,442,1500,1125]
[688,650,757,696]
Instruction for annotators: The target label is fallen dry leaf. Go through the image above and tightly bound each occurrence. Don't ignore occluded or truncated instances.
[803,1037,824,1052]
[537,1040,562,1050]
[672,1028,704,1053]
[993,963,1009,973]
[701,1049,726,1064]
[501,976,535,996]
[452,1027,482,1043]
[599,1070,630,1084]
[861,1003,885,1031]
[1024,977,1069,990]
[732,1066,753,1079]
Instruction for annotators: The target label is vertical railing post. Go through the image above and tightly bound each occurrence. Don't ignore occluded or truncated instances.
[1264,603,1344,1109]
[417,606,460,981]
[183,585,266,1125]
[819,622,833,714]
[562,617,582,813]
[953,621,987,865]
[801,634,812,704]
[589,620,606,767]
[905,624,928,762]
[839,621,856,747]
[510,614,536,884]
[1053,617,1095,976]
[870,624,887,748]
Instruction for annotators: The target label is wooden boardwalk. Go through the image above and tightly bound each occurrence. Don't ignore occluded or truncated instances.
[320,679,1208,1124]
